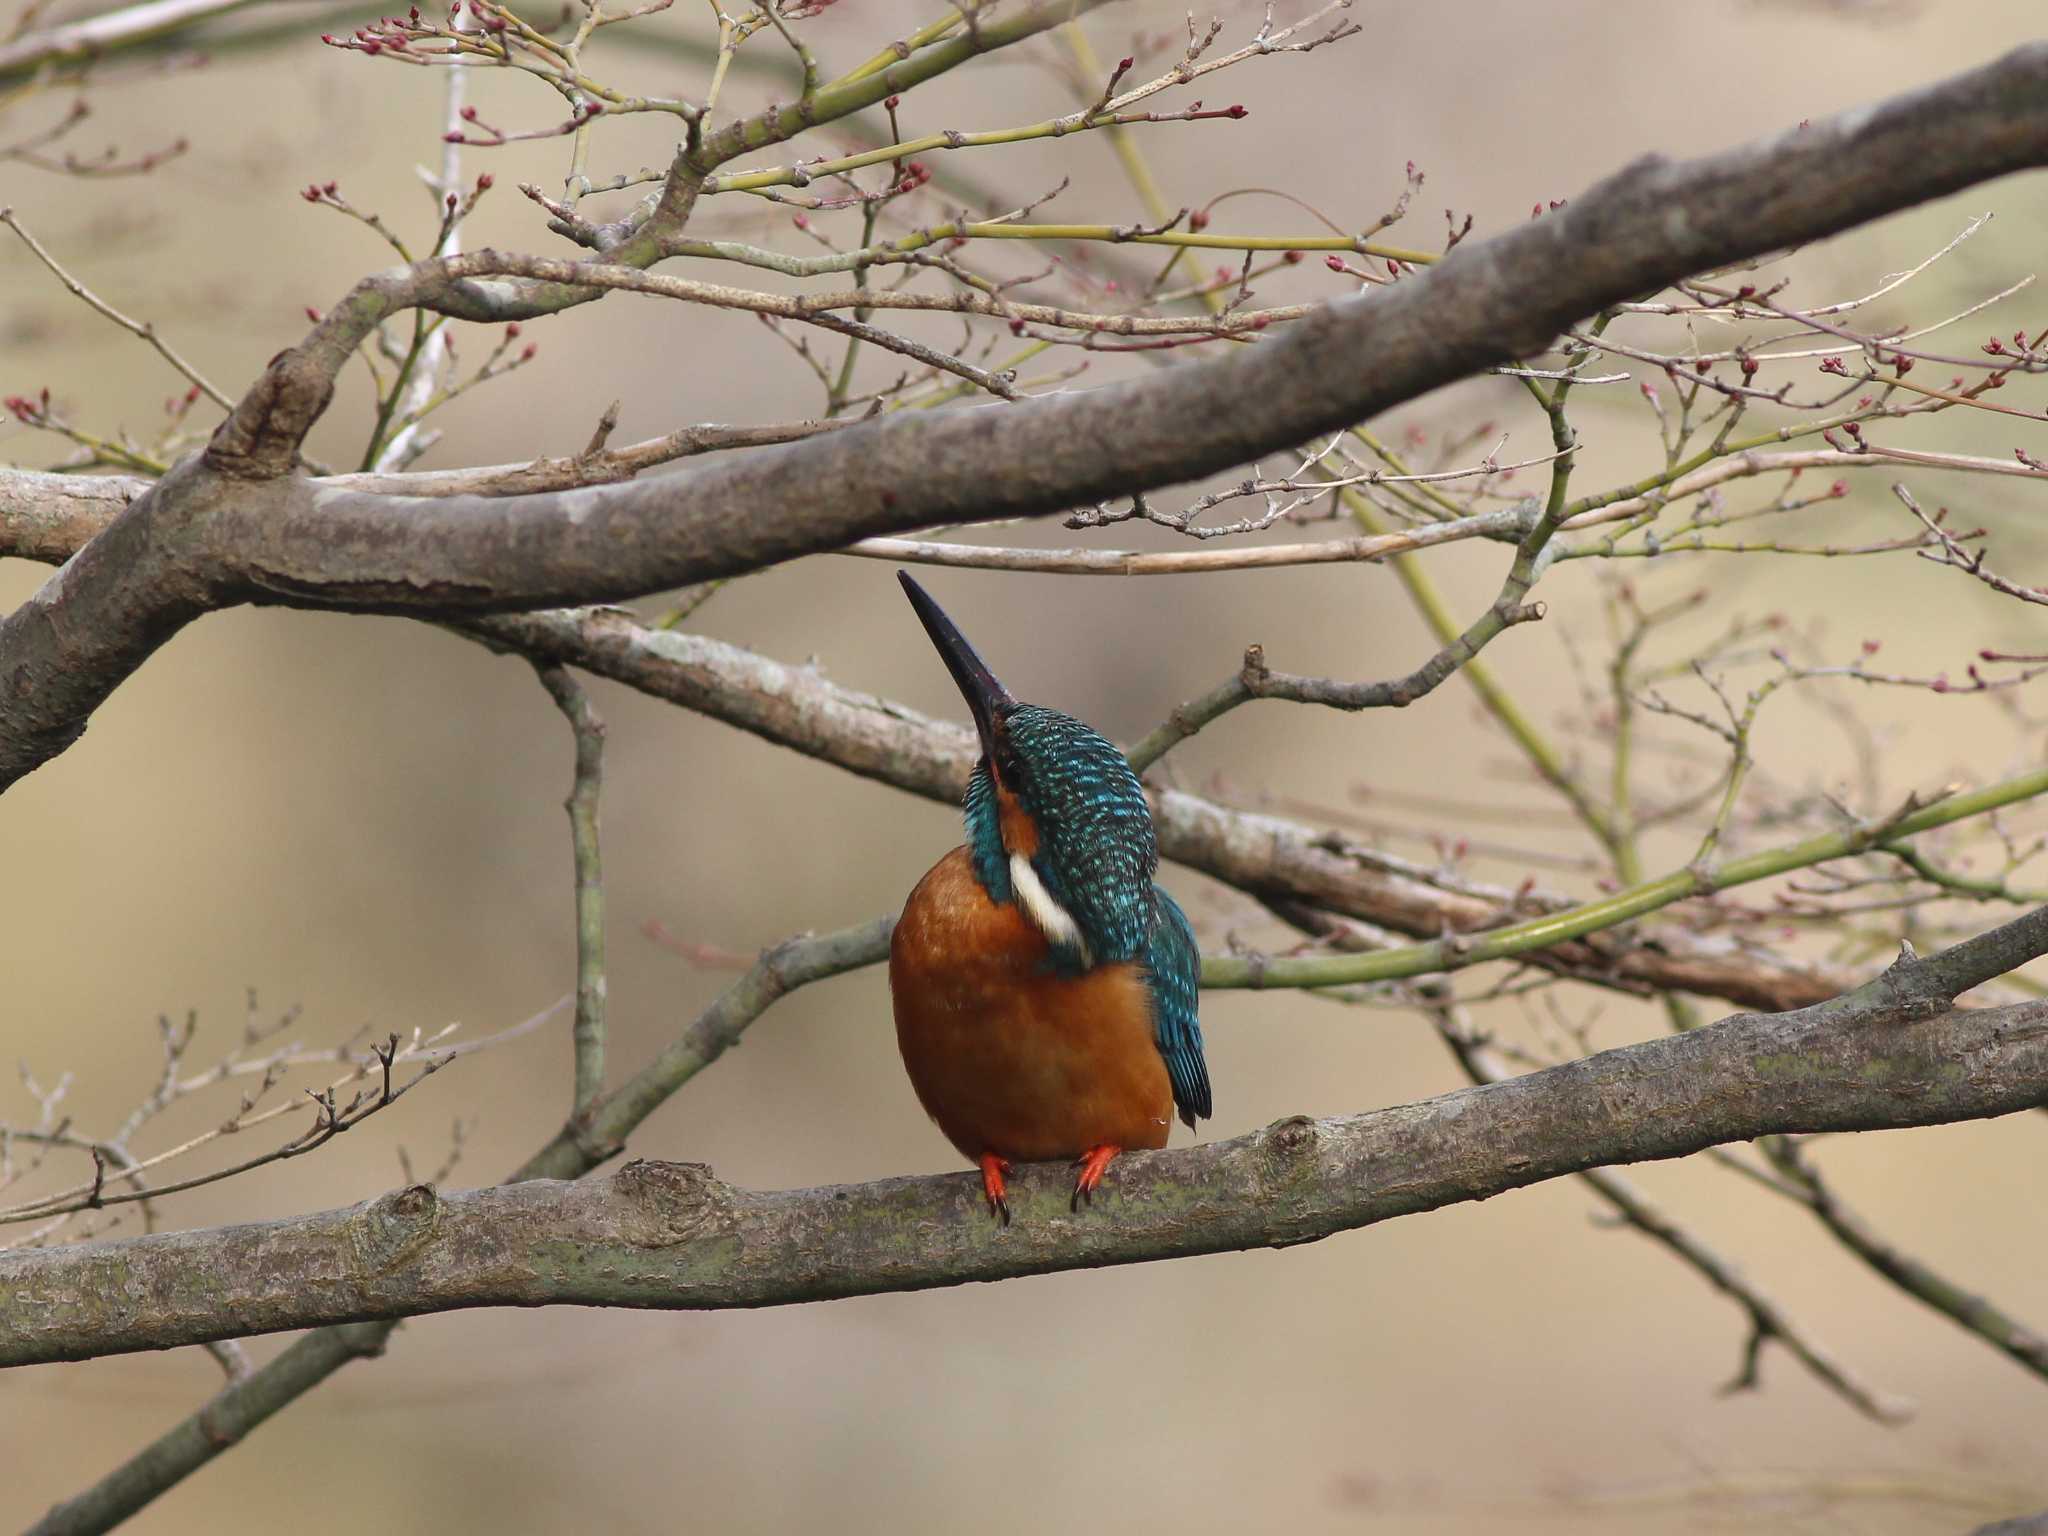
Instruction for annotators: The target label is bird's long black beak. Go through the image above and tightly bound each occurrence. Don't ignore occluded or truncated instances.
[898,571,1015,759]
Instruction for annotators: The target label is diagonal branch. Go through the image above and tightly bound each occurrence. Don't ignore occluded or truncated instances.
[0,0,258,75]
[8,43,2048,789]
[1760,1133,2048,1382]
[469,609,1893,1012]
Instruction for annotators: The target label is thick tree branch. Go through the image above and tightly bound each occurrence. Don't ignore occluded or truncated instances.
[7,42,2048,788]
[5,933,2046,1367]
[0,469,144,564]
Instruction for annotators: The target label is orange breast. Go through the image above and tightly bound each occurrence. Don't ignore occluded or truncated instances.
[890,846,1173,1164]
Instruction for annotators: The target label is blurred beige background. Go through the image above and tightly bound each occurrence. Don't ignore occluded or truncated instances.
[4,1,2047,1531]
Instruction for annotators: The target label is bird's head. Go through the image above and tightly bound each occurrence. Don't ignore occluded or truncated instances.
[899,571,1158,970]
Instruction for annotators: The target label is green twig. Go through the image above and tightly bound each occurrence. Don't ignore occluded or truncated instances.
[1202,767,2048,989]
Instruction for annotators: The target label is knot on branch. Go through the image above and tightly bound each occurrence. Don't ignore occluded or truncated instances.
[1871,942,1959,1021]
[348,1182,442,1275]
[204,351,336,480]
[1239,643,1269,688]
[1261,1113,1322,1168]
[614,1158,724,1247]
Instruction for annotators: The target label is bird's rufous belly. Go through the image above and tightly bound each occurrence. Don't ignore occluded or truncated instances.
[890,846,1173,1164]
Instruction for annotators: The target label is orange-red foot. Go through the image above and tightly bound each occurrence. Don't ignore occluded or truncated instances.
[1071,1144,1123,1211]
[978,1154,1012,1226]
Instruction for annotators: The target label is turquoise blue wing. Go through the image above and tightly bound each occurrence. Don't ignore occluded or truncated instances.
[1144,887,1211,1129]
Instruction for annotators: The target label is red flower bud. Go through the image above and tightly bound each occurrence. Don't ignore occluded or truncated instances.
[477,172,493,190]
[1283,249,1303,264]
[520,344,536,361]
[505,323,521,339]
[1225,104,1247,118]
[1325,255,1344,271]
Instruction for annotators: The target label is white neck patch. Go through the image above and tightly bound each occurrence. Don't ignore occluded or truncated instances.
[1010,852,1091,964]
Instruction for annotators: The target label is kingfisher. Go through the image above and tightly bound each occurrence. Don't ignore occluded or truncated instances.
[889,571,1210,1223]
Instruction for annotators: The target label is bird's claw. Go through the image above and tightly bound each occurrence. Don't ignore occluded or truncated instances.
[978,1154,1012,1226]
[1070,1144,1121,1212]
